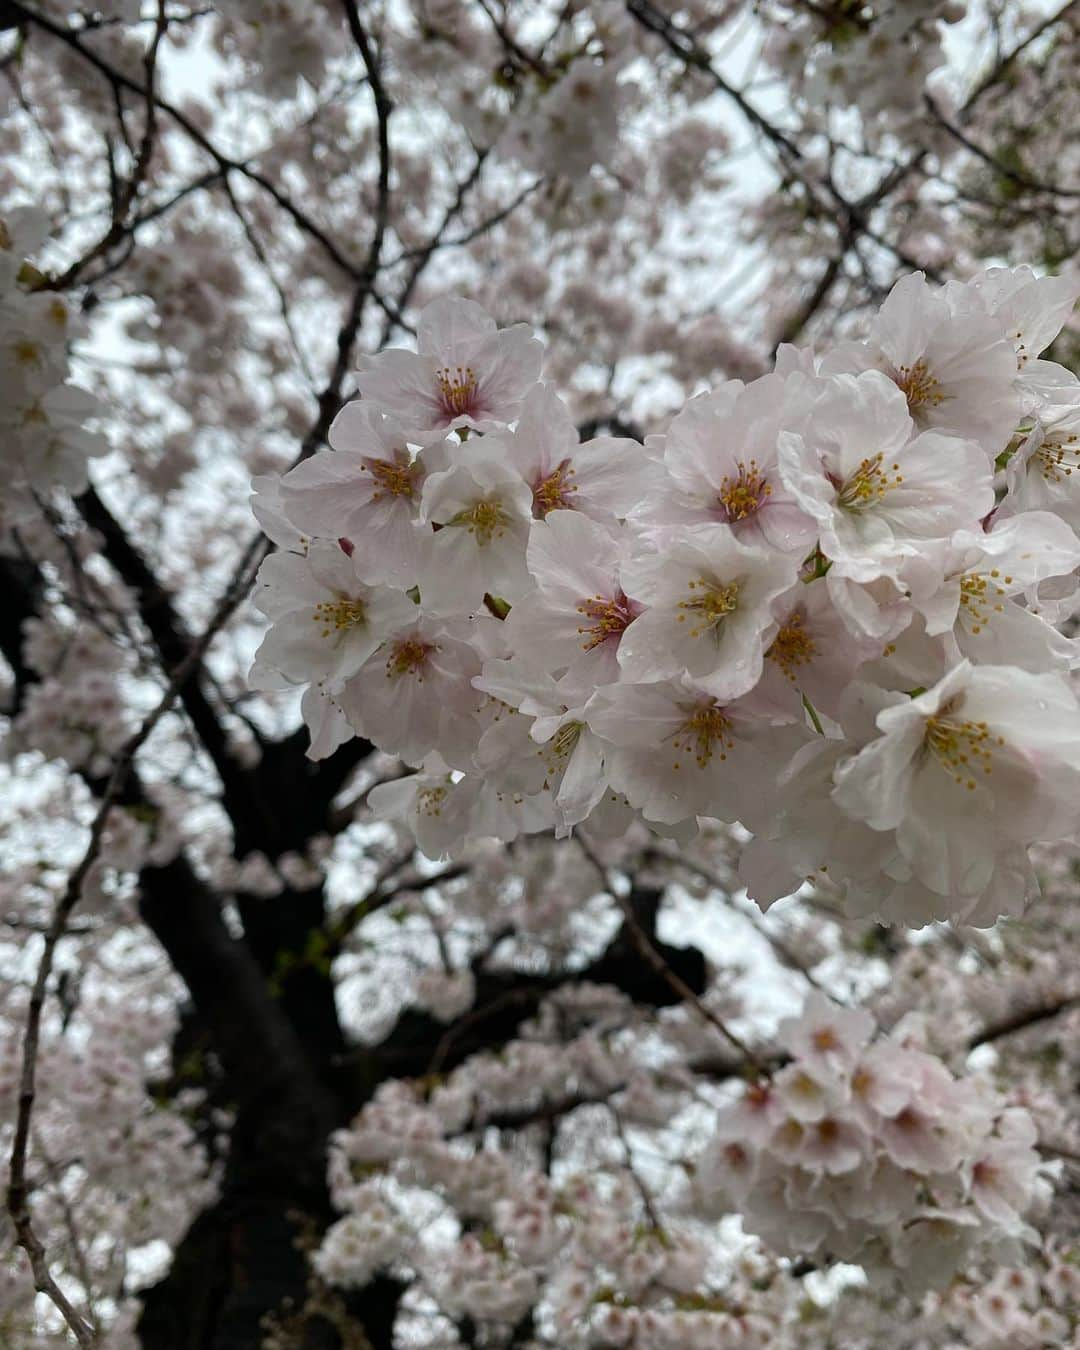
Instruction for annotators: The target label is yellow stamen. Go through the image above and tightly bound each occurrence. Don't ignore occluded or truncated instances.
[532,459,578,517]
[716,460,771,522]
[417,785,447,817]
[386,637,433,678]
[365,456,416,500]
[449,496,509,545]
[667,703,733,771]
[436,365,479,415]
[576,591,637,651]
[924,709,1003,791]
[958,572,1008,635]
[312,596,365,639]
[836,453,903,510]
[766,611,816,681]
[536,720,582,783]
[894,359,945,411]
[676,577,740,638]
[1035,432,1080,484]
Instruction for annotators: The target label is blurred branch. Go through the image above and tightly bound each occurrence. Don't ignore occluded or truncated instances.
[77,486,277,852]
[969,994,1080,1049]
[646,846,832,996]
[579,838,762,1068]
[926,93,1080,199]
[964,0,1078,110]
[327,860,470,958]
[11,0,366,285]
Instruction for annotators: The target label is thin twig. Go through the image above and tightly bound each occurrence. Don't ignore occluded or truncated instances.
[926,94,1080,199]
[610,1105,666,1235]
[969,994,1080,1050]
[577,839,763,1070]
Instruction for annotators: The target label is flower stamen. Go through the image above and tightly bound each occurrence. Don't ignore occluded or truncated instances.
[417,785,447,817]
[958,571,1010,635]
[532,459,578,518]
[449,496,509,545]
[836,453,903,510]
[676,577,740,638]
[924,711,1003,790]
[536,720,583,783]
[767,611,816,681]
[576,590,638,651]
[365,456,417,500]
[716,460,772,523]
[312,596,366,639]
[894,360,945,411]
[386,637,434,678]
[1035,432,1080,484]
[668,703,733,770]
[436,365,479,416]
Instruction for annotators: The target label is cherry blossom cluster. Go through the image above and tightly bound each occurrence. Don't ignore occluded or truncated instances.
[310,985,1056,1342]
[4,2,1080,1344]
[212,2,641,184]
[313,990,795,1348]
[250,268,1080,928]
[925,1247,1080,1348]
[0,208,105,535]
[0,991,216,1342]
[761,0,966,135]
[697,993,1052,1292]
[9,618,134,777]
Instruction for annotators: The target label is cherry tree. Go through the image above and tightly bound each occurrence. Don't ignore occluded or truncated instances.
[2,2,1080,1348]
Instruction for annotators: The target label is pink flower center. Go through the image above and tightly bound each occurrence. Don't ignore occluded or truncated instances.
[436,364,480,417]
[365,456,417,500]
[715,460,771,522]
[767,611,816,681]
[894,359,945,411]
[668,703,733,770]
[575,589,639,651]
[386,637,434,678]
[532,459,578,517]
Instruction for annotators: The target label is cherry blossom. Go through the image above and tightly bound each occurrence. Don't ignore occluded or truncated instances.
[279,404,439,583]
[493,382,654,524]
[821,272,1023,454]
[778,370,995,581]
[503,508,642,695]
[249,540,415,691]
[832,661,1080,900]
[416,447,534,614]
[904,511,1080,671]
[585,677,808,830]
[339,617,493,768]
[616,524,798,699]
[1001,399,1080,528]
[355,296,543,445]
[636,374,817,552]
